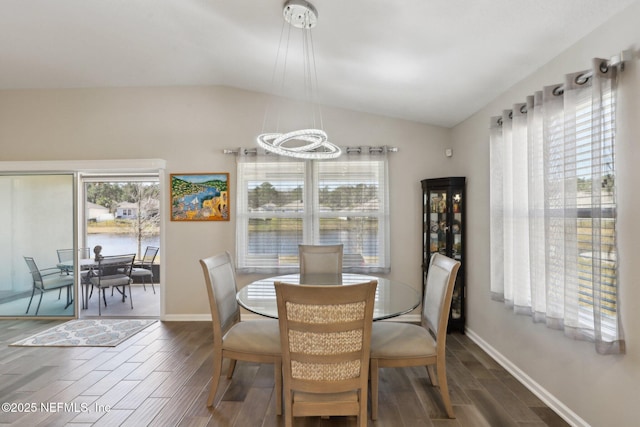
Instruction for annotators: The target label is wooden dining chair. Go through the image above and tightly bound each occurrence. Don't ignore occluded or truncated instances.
[199,251,282,413]
[298,244,343,274]
[370,253,461,419]
[274,279,377,427]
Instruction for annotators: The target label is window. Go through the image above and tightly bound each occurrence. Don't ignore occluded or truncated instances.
[490,58,624,354]
[236,150,390,274]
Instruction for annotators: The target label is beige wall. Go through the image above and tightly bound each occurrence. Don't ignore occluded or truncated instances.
[0,85,450,318]
[451,2,640,426]
[2,2,638,424]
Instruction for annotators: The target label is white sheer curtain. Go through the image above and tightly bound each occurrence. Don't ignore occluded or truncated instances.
[490,58,624,354]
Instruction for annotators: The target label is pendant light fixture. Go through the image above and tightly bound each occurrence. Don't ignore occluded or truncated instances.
[256,0,341,160]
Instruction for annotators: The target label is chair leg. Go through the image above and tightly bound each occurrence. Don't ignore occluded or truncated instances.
[64,285,73,309]
[370,358,379,420]
[207,351,224,407]
[436,359,455,418]
[274,358,282,416]
[227,359,237,379]
[25,287,37,314]
[284,388,293,427]
[34,291,45,315]
[128,283,133,309]
[427,364,438,386]
[359,386,367,427]
[142,273,156,294]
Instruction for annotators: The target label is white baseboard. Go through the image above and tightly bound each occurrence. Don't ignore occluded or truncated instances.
[160,314,210,322]
[465,328,588,427]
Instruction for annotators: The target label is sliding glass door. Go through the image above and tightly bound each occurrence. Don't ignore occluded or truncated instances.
[80,174,160,318]
[0,173,75,317]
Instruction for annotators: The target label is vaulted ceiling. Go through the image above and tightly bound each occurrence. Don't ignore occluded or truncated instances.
[1,0,636,127]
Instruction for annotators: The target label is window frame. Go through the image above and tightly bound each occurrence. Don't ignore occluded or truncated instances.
[236,155,390,274]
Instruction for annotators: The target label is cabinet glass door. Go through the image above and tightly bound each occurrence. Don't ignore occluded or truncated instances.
[428,189,448,256]
[451,190,462,261]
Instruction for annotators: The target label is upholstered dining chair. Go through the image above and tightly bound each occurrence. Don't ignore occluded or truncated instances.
[298,244,343,275]
[274,279,377,427]
[199,251,282,413]
[369,253,461,420]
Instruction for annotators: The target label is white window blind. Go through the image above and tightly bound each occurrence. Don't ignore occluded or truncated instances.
[236,149,390,274]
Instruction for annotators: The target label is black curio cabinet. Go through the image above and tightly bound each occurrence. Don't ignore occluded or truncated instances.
[421,177,465,333]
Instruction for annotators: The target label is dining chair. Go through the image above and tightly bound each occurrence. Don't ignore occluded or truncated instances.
[88,254,136,316]
[298,244,343,275]
[131,246,159,293]
[199,251,282,413]
[24,256,74,315]
[369,253,461,420]
[274,279,377,427]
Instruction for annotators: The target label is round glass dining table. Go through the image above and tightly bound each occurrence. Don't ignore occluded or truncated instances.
[236,273,421,321]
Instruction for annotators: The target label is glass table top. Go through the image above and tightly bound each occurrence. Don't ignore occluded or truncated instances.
[236,273,421,321]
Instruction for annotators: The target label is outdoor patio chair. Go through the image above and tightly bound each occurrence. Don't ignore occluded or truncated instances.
[56,247,91,273]
[24,256,74,315]
[56,247,91,301]
[131,246,159,293]
[89,254,136,315]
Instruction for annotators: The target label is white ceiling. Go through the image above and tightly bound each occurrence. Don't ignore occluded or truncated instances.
[0,0,636,128]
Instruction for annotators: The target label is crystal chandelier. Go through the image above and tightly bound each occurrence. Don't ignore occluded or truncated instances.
[256,0,341,160]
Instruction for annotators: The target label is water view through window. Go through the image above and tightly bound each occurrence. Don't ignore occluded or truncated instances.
[84,180,160,260]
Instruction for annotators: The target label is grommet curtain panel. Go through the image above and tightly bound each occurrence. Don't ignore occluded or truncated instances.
[490,58,624,354]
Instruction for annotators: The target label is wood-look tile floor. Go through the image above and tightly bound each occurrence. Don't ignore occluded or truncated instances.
[0,320,570,427]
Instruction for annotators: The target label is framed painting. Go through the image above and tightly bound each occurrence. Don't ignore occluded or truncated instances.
[170,173,230,221]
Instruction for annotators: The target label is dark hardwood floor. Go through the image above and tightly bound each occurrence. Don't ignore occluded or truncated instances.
[0,320,570,426]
